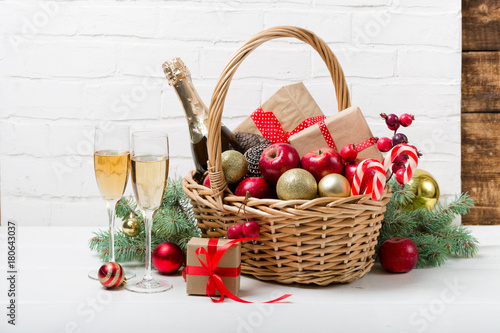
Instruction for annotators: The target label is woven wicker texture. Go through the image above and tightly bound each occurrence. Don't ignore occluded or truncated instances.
[183,26,392,285]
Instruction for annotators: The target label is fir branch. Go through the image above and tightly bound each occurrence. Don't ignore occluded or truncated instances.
[378,184,479,268]
[421,193,474,233]
[389,178,417,208]
[89,176,201,263]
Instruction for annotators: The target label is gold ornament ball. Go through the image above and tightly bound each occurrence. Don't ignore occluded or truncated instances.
[122,215,141,237]
[221,150,248,184]
[318,174,351,197]
[276,168,317,200]
[405,169,440,210]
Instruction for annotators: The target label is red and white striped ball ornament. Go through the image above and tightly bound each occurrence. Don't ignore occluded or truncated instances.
[98,262,126,288]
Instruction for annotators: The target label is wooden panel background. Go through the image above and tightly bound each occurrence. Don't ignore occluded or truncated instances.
[462,0,500,224]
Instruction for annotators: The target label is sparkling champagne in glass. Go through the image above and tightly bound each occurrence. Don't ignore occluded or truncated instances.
[89,124,135,280]
[125,131,172,293]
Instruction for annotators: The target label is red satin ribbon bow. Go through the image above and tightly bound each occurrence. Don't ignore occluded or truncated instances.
[188,238,292,303]
[251,107,326,144]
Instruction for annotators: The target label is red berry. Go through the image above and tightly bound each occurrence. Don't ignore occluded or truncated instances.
[392,133,408,146]
[242,220,260,238]
[392,162,406,173]
[400,113,414,127]
[340,144,358,162]
[395,168,406,184]
[227,224,243,239]
[377,137,393,152]
[388,123,400,131]
[381,113,400,130]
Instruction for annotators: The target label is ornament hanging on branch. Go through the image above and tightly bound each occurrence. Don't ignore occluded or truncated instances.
[122,213,141,237]
[405,169,440,211]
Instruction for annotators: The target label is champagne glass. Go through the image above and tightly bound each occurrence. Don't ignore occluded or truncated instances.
[89,124,136,280]
[125,131,172,293]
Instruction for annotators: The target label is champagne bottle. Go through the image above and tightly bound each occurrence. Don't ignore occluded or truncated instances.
[162,58,240,173]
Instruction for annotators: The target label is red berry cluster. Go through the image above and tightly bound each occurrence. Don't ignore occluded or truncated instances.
[377,113,421,184]
[227,192,261,239]
[227,220,260,239]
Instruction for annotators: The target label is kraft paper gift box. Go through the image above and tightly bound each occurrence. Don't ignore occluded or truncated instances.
[234,82,324,140]
[186,237,241,296]
[288,106,383,162]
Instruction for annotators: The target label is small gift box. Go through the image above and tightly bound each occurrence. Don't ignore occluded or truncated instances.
[288,106,383,161]
[234,82,325,143]
[186,237,241,296]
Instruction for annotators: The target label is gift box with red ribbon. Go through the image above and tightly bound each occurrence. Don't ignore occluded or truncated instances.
[288,106,383,161]
[233,82,325,143]
[186,237,241,297]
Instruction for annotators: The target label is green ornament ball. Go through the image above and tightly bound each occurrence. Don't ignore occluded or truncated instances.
[276,168,317,200]
[221,150,248,184]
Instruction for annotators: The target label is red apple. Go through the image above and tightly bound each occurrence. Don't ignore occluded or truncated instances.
[340,144,358,163]
[301,147,344,182]
[378,237,419,273]
[343,161,359,186]
[259,143,300,184]
[235,177,276,199]
[203,175,210,188]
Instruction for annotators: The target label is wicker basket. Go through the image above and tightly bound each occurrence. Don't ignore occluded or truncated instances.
[183,26,392,286]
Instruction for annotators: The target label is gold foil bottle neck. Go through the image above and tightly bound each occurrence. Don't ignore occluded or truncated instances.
[162,57,190,85]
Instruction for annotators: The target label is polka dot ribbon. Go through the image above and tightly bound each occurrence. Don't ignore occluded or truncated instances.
[356,137,379,152]
[251,107,378,153]
[250,107,326,144]
[317,120,337,149]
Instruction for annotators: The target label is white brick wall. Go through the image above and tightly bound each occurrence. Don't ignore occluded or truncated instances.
[0,0,462,226]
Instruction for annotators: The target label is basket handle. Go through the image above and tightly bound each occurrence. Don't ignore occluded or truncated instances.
[207,26,351,207]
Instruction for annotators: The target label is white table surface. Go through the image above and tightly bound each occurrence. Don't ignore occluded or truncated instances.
[0,225,499,333]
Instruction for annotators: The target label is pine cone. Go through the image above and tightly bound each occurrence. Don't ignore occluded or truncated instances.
[244,143,270,177]
[234,131,271,153]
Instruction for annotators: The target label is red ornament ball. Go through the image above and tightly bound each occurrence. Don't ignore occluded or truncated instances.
[152,242,184,274]
[98,262,126,288]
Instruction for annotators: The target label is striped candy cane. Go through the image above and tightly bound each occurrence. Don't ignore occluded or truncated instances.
[351,159,387,201]
[383,144,419,184]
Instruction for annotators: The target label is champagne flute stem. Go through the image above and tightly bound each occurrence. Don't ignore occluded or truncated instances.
[105,200,118,263]
[142,209,155,281]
